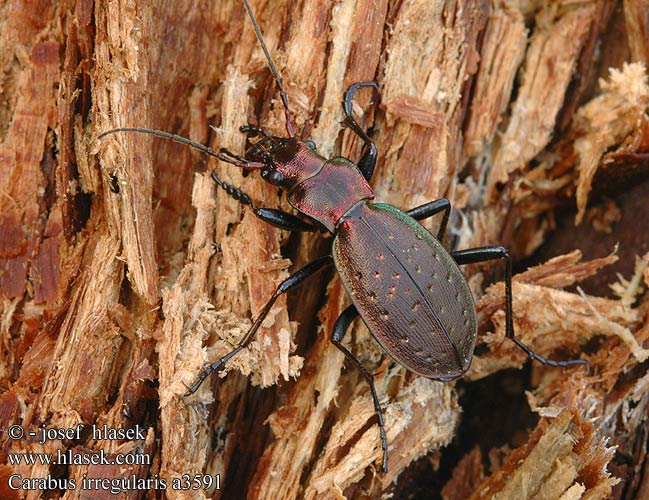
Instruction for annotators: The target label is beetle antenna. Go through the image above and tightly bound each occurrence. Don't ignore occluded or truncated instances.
[242,0,295,138]
[98,127,265,169]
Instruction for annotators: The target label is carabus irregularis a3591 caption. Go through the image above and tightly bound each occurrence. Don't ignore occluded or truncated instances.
[100,0,587,472]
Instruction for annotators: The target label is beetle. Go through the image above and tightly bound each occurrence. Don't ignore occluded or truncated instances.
[100,0,586,472]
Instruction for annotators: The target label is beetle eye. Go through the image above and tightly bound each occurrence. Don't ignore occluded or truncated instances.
[305,139,316,150]
[267,170,284,185]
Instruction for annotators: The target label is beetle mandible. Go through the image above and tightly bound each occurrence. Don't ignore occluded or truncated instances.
[99,0,587,472]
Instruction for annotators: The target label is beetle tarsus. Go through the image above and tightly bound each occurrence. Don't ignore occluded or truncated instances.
[185,356,229,395]
[510,337,588,367]
[343,81,380,117]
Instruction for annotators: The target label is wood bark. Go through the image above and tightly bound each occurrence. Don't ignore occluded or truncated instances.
[1,0,648,499]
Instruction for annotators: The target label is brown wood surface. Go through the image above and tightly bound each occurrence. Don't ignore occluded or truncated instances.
[1,0,648,499]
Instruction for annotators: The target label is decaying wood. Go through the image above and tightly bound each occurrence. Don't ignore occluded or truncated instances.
[1,0,648,499]
[442,410,619,500]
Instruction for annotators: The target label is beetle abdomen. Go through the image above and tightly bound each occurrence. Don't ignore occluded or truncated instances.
[333,203,477,379]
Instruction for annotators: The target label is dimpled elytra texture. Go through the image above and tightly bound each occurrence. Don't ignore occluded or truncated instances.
[333,203,477,378]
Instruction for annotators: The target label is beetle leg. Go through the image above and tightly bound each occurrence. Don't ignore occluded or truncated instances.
[331,304,389,473]
[253,208,319,232]
[209,172,318,231]
[343,82,379,182]
[452,247,588,368]
[406,198,451,242]
[186,256,333,395]
[343,116,377,182]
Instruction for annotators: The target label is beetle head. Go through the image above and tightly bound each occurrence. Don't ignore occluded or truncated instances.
[244,136,322,188]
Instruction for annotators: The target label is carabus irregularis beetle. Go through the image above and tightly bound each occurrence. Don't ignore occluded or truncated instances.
[99,0,586,472]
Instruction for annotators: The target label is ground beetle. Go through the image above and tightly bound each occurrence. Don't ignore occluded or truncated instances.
[100,0,587,472]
